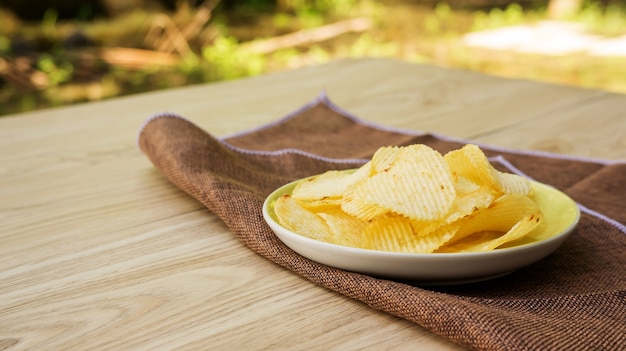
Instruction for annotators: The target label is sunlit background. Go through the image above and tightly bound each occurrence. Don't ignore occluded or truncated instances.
[1,0,625,116]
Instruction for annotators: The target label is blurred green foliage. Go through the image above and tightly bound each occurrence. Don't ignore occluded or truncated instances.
[0,0,625,116]
[201,35,265,79]
[472,3,531,31]
[37,54,73,85]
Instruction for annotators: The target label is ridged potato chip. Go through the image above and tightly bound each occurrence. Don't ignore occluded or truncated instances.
[317,209,367,247]
[348,145,456,221]
[341,189,389,221]
[370,146,403,173]
[445,183,495,224]
[361,214,458,253]
[293,163,372,212]
[439,194,543,252]
[360,215,415,253]
[292,170,354,201]
[440,213,542,252]
[274,194,333,243]
[298,197,342,212]
[444,144,531,196]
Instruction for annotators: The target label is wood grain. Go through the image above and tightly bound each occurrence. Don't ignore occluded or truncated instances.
[0,58,623,351]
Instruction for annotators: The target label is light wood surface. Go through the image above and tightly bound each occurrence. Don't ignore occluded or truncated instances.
[0,58,624,351]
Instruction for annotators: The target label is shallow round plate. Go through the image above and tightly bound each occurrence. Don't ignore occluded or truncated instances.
[262,173,580,285]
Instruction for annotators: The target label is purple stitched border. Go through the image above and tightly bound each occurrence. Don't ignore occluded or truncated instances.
[137,111,190,147]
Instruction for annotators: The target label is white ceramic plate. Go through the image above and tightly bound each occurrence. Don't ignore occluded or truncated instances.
[262,173,580,285]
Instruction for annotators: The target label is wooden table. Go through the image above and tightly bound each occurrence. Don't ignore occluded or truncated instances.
[1,58,624,350]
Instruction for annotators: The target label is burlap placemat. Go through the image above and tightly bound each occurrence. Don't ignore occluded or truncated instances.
[138,94,625,351]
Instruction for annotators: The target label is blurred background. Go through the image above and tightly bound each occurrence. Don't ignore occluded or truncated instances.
[0,0,625,116]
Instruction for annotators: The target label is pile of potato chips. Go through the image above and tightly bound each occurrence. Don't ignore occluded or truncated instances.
[273,144,545,253]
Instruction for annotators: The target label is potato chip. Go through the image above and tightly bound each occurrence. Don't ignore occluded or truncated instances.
[436,231,502,253]
[444,144,493,186]
[457,194,539,234]
[361,215,458,253]
[370,146,403,173]
[453,176,481,194]
[442,194,543,251]
[494,171,533,196]
[444,144,531,196]
[317,209,366,247]
[445,184,494,224]
[291,170,354,201]
[409,218,444,238]
[348,145,456,221]
[273,194,333,243]
[341,189,389,221]
[479,212,542,250]
[415,222,460,253]
[297,197,342,212]
[292,163,367,197]
[446,213,542,252]
[360,215,414,252]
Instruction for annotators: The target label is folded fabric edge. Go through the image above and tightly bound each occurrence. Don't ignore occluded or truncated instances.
[136,110,371,166]
[136,111,193,148]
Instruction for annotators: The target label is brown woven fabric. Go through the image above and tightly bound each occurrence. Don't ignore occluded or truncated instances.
[138,97,626,351]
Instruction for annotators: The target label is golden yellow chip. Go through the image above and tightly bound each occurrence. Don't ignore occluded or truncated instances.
[442,194,543,250]
[444,213,542,252]
[413,222,459,253]
[445,183,495,224]
[298,197,342,212]
[457,194,539,235]
[291,170,355,201]
[409,218,443,238]
[494,171,533,196]
[292,162,373,203]
[341,186,388,221]
[273,194,333,242]
[370,146,403,173]
[349,145,456,221]
[436,231,502,253]
[453,175,481,194]
[444,144,492,186]
[361,215,458,253]
[350,160,375,181]
[317,209,366,247]
[360,215,416,253]
[478,212,542,250]
[444,144,531,196]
